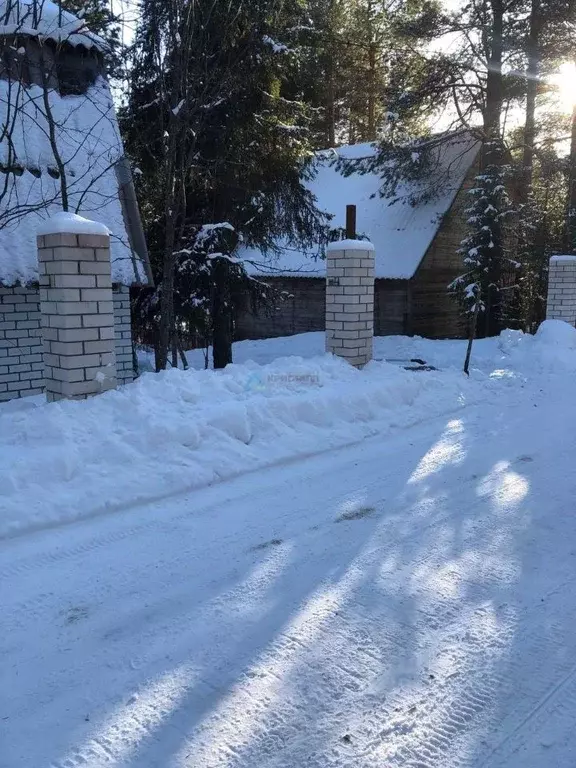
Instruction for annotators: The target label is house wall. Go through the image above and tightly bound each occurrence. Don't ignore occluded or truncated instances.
[408,160,479,339]
[235,277,326,340]
[235,277,410,340]
[0,285,134,402]
[375,280,408,336]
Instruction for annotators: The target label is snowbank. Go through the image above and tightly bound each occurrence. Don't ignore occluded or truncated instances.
[0,354,491,539]
[493,321,576,375]
[3,321,576,539]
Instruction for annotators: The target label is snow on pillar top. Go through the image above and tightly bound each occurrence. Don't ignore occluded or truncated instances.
[550,254,576,264]
[326,239,375,253]
[37,212,110,237]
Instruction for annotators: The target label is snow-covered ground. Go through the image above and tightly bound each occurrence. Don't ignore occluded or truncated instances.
[3,324,576,767]
[135,330,528,373]
[1,327,565,539]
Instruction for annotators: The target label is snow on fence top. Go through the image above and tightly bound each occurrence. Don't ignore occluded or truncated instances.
[242,132,480,280]
[0,0,104,49]
[0,74,145,286]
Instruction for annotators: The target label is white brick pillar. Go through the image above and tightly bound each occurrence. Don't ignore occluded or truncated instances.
[37,213,118,402]
[325,239,375,367]
[546,255,576,326]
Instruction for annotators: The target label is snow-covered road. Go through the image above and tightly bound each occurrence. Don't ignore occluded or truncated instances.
[3,371,576,767]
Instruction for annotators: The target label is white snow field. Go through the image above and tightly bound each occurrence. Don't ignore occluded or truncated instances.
[3,323,576,767]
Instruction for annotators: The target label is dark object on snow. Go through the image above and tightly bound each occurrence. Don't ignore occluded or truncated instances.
[384,357,427,365]
[380,357,438,371]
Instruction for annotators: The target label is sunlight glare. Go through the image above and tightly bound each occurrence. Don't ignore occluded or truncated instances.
[551,62,576,113]
[408,419,465,484]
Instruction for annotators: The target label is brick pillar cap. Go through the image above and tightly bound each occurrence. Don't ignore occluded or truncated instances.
[550,254,576,264]
[37,211,110,237]
[326,239,374,253]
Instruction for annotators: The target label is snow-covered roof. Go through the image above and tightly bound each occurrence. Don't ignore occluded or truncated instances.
[0,0,104,49]
[242,132,480,280]
[0,75,147,286]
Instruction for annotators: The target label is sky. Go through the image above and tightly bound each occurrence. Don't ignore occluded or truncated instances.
[111,0,137,46]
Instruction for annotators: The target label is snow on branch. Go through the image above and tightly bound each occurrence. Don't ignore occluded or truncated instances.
[262,35,291,54]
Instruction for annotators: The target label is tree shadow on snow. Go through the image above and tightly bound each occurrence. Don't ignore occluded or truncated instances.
[45,388,576,768]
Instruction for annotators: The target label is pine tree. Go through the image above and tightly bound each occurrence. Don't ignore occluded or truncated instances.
[290,0,351,148]
[293,0,440,149]
[123,0,328,369]
[364,1,527,337]
[508,0,576,328]
[450,158,516,344]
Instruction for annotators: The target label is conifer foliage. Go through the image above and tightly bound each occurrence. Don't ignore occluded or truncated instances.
[108,0,576,366]
[123,0,328,369]
[450,152,516,336]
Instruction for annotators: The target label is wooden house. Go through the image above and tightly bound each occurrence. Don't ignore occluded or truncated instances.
[236,132,481,341]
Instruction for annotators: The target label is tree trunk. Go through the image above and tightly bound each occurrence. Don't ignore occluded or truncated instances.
[518,0,541,329]
[211,257,233,369]
[154,339,162,372]
[481,0,505,337]
[156,0,190,371]
[178,344,189,370]
[325,0,338,147]
[522,0,541,202]
[484,2,504,142]
[157,195,177,370]
[171,332,178,368]
[367,42,377,141]
[566,102,576,252]
[566,0,576,251]
[326,51,336,147]
[464,298,481,375]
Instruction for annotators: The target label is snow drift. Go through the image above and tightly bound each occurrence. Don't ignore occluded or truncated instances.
[0,321,574,539]
[0,356,476,538]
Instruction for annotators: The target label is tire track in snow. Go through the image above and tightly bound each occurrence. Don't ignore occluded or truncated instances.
[0,433,477,632]
[7,389,576,767]
[375,586,576,768]
[477,655,576,766]
[318,483,576,768]
[0,488,251,582]
[47,664,199,768]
